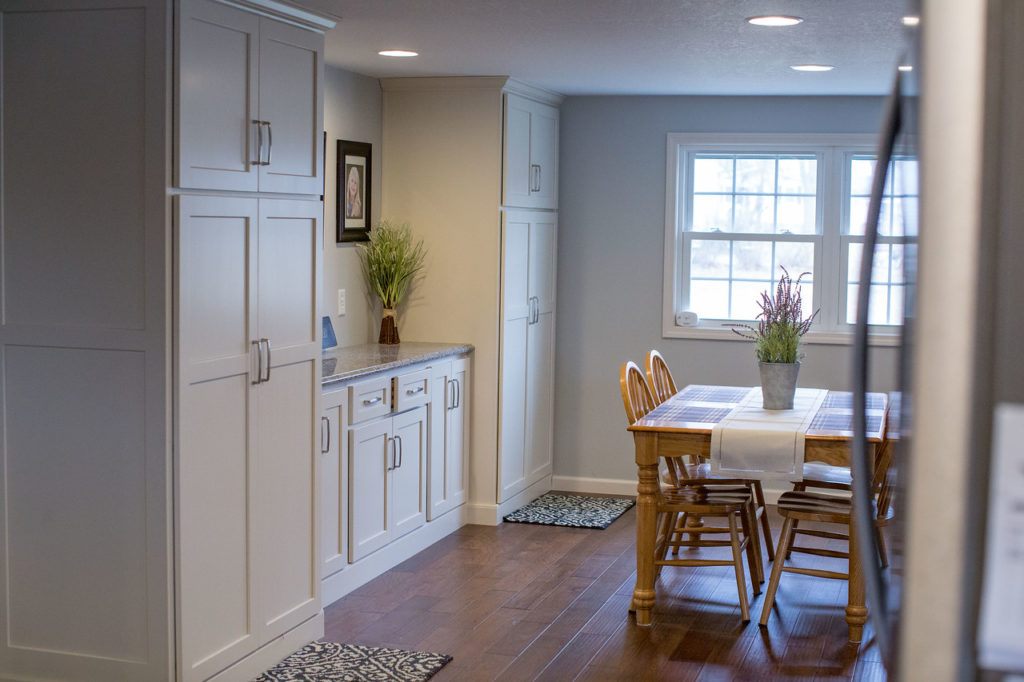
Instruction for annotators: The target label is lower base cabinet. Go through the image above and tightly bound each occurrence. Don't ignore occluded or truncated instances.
[319,350,471,597]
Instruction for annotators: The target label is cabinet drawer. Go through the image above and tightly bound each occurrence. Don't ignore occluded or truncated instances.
[393,368,430,412]
[349,375,391,424]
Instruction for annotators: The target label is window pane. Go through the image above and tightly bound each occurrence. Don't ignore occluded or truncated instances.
[776,240,812,272]
[690,279,729,319]
[777,195,817,234]
[692,194,733,231]
[899,197,919,237]
[732,280,769,320]
[734,195,774,233]
[849,196,869,235]
[735,158,776,194]
[890,244,905,284]
[877,198,894,236]
[851,158,875,196]
[693,156,734,193]
[890,197,909,237]
[869,284,890,325]
[690,239,730,278]
[848,243,863,283]
[894,159,918,196]
[889,284,906,323]
[846,283,859,323]
[777,157,817,194]
[732,241,772,280]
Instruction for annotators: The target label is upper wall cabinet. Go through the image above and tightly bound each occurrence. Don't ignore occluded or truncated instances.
[503,92,559,210]
[177,0,324,195]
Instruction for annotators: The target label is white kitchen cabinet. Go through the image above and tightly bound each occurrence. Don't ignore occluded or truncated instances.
[321,393,348,579]
[503,93,559,209]
[349,404,427,562]
[380,77,561,523]
[499,211,557,501]
[428,357,470,520]
[176,193,322,682]
[177,0,324,195]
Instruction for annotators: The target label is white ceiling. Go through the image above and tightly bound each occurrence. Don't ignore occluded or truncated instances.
[317,0,910,96]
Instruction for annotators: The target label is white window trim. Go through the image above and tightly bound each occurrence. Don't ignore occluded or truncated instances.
[661,132,902,347]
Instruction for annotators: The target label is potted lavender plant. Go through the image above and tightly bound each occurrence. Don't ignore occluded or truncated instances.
[734,267,819,410]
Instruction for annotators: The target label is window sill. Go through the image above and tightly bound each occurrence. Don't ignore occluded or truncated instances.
[660,325,902,347]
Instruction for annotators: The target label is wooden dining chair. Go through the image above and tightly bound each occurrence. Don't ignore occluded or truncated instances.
[758,440,898,625]
[620,360,762,621]
[643,349,775,563]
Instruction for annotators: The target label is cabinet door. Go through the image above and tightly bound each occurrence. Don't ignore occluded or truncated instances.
[177,0,259,192]
[427,360,452,521]
[349,419,391,562]
[257,18,323,195]
[176,195,259,680]
[526,217,557,485]
[391,407,427,540]
[321,401,346,577]
[498,214,530,502]
[447,358,470,509]
[502,94,559,209]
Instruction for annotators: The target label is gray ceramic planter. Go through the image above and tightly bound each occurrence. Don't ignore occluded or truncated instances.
[758,361,800,410]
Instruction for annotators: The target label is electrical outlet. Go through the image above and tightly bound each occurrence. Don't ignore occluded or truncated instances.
[337,289,346,316]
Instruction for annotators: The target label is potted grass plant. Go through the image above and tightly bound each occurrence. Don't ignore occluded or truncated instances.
[357,220,426,344]
[734,266,819,409]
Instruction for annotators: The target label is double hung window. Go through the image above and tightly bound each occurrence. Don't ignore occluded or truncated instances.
[663,133,918,343]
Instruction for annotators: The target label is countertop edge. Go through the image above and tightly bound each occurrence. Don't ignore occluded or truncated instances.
[322,342,474,387]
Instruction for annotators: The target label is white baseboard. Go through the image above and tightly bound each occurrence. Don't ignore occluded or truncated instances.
[551,474,788,505]
[321,506,467,607]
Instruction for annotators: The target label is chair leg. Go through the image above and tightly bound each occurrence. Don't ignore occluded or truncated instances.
[759,516,796,626]
[728,511,750,622]
[786,519,800,559]
[655,511,675,578]
[875,523,889,568]
[740,503,762,594]
[751,481,774,562]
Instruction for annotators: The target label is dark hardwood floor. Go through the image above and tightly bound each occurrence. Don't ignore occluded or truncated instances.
[323,499,887,681]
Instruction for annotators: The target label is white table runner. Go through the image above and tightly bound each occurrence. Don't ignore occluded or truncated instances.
[710,387,829,482]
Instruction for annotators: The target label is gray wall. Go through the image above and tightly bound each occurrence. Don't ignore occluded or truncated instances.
[553,95,900,483]
[323,67,382,347]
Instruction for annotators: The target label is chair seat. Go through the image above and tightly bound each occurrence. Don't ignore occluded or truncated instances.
[801,462,852,487]
[776,490,853,522]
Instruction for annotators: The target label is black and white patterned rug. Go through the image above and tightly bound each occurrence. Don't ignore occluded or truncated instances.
[502,493,635,529]
[253,642,452,682]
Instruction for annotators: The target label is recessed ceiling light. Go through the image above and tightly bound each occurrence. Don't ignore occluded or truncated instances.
[901,16,920,26]
[378,49,418,57]
[747,15,803,27]
[898,65,914,72]
[790,64,835,72]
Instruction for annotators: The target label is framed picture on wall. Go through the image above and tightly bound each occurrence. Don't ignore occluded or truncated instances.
[336,139,372,242]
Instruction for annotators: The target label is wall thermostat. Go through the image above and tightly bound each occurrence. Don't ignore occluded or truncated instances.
[675,311,700,327]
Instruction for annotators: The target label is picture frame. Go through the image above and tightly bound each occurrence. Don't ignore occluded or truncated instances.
[336,139,372,243]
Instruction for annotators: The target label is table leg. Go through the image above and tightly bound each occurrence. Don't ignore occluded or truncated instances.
[632,434,659,626]
[846,497,868,643]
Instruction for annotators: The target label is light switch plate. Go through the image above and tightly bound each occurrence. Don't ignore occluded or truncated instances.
[337,289,346,316]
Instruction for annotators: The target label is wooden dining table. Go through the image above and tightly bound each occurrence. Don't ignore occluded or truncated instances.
[627,384,890,642]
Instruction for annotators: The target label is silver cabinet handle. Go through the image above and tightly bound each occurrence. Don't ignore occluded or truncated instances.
[362,396,382,406]
[264,121,273,166]
[251,340,262,385]
[406,385,424,396]
[455,378,461,409]
[260,338,271,382]
[252,120,263,166]
[530,163,541,192]
[321,416,330,454]
[386,436,395,471]
[394,434,403,469]
[447,378,455,410]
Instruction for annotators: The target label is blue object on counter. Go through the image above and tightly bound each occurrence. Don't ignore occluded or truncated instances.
[322,316,338,349]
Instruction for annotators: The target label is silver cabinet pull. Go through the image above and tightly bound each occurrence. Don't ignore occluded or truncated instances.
[362,396,382,406]
[251,340,262,385]
[406,385,424,396]
[264,121,273,166]
[260,338,271,382]
[455,378,461,409]
[530,163,541,192]
[394,434,403,469]
[447,378,455,410]
[321,416,330,454]
[385,436,395,471]
[252,120,263,166]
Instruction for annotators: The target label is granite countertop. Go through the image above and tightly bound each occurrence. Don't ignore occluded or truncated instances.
[322,342,474,386]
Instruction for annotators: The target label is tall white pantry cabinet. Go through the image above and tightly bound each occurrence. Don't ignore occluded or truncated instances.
[380,78,561,521]
[0,1,333,681]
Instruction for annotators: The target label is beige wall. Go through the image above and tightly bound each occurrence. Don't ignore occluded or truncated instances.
[322,67,382,348]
